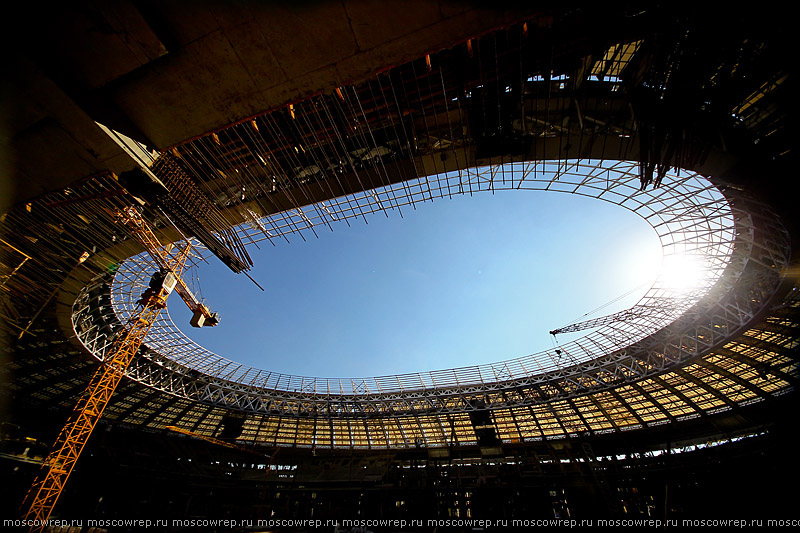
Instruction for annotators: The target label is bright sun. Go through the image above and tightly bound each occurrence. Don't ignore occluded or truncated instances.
[658,253,712,293]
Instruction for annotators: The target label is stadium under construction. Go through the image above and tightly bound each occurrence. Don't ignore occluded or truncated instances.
[0,2,796,529]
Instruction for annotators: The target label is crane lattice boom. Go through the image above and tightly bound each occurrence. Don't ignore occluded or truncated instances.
[164,425,264,456]
[549,303,679,336]
[119,206,219,327]
[19,207,209,531]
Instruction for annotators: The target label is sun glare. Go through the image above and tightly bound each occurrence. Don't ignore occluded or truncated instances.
[114,160,736,379]
[658,253,712,293]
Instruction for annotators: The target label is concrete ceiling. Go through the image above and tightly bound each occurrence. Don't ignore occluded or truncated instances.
[1,1,541,211]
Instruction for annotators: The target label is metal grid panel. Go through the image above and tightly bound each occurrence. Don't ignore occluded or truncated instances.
[593,391,640,429]
[4,13,794,450]
[92,160,743,395]
[616,385,668,423]
[59,151,793,456]
[636,379,694,418]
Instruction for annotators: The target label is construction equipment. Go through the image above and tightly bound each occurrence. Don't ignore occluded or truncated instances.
[19,205,218,530]
[164,426,280,481]
[549,301,681,336]
[164,426,265,457]
[119,206,219,328]
[550,306,657,335]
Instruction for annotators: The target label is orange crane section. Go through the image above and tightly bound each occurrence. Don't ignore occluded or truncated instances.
[119,206,219,328]
[20,206,214,531]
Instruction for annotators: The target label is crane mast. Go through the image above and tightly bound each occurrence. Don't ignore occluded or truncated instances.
[20,206,215,530]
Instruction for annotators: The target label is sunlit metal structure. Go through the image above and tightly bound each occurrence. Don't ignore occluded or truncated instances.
[19,206,214,528]
[56,156,792,451]
[1,2,794,521]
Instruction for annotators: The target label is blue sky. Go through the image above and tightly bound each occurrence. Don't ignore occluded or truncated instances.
[168,190,661,378]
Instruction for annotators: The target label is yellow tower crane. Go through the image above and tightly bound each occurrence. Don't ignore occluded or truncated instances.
[19,205,218,530]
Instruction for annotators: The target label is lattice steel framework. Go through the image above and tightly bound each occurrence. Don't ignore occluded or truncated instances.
[21,295,165,527]
[69,159,791,438]
[3,7,793,452]
[19,209,195,528]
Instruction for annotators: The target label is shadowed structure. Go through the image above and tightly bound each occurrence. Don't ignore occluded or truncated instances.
[1,2,795,526]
